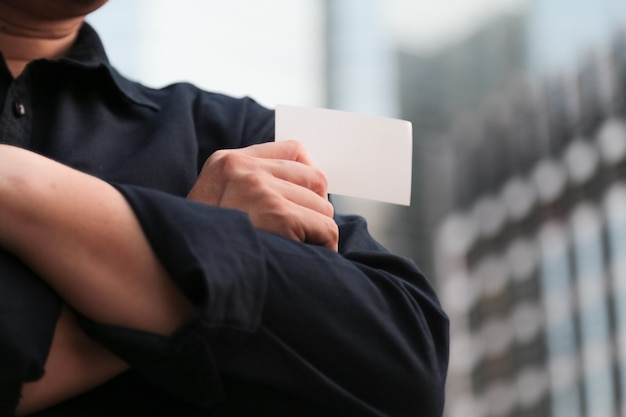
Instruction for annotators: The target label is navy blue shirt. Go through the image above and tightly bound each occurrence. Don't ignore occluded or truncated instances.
[0,23,448,417]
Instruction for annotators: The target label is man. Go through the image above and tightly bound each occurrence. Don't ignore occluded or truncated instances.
[0,1,449,416]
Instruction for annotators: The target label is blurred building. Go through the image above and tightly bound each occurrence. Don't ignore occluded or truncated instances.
[322,0,527,283]
[395,12,529,283]
[321,0,411,261]
[433,4,626,417]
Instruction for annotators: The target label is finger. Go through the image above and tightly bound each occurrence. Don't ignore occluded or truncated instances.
[252,200,338,251]
[271,176,334,218]
[200,143,328,197]
[265,159,329,199]
[210,150,329,199]
[189,149,329,208]
[291,205,339,251]
[239,140,315,165]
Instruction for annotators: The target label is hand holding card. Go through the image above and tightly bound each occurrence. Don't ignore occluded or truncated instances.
[275,105,413,206]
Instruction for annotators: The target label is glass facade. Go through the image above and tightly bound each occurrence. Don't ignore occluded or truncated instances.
[432,1,626,415]
[571,205,614,417]
[539,222,581,417]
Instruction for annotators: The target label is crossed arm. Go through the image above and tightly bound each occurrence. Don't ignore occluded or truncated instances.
[0,146,194,415]
[0,142,338,415]
[2,142,447,416]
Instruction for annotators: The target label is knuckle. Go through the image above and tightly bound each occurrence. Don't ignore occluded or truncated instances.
[310,215,338,245]
[237,171,264,189]
[205,149,229,166]
[327,218,339,242]
[322,200,335,218]
[286,139,304,152]
[209,149,248,175]
[256,193,291,221]
[259,201,304,240]
[287,140,309,159]
[309,167,328,195]
[261,193,287,213]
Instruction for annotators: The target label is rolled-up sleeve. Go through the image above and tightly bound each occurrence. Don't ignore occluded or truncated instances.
[0,252,61,417]
[79,184,449,417]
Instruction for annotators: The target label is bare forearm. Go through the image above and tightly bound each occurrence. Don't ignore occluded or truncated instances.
[0,144,193,335]
[16,306,128,416]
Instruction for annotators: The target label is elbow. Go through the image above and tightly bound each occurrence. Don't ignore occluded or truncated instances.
[364,303,449,417]
[400,308,450,417]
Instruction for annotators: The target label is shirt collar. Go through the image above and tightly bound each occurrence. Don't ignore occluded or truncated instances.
[61,22,159,111]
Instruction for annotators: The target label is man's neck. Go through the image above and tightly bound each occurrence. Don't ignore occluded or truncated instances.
[0,4,84,78]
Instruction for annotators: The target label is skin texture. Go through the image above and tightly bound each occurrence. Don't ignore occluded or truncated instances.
[188,140,338,250]
[0,0,108,76]
[16,307,129,416]
[5,140,337,414]
[0,145,193,415]
[0,146,194,335]
[0,1,337,414]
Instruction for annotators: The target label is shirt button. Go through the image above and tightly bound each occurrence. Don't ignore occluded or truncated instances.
[12,101,26,118]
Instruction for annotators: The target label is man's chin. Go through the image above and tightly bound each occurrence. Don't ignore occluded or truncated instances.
[0,0,109,19]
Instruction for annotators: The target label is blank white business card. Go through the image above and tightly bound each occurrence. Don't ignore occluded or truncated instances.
[275,105,412,206]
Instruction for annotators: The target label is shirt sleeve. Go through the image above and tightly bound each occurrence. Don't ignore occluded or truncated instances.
[192,92,275,168]
[77,184,449,417]
[0,251,61,417]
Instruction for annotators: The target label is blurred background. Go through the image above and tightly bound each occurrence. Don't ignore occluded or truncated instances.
[89,1,626,416]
